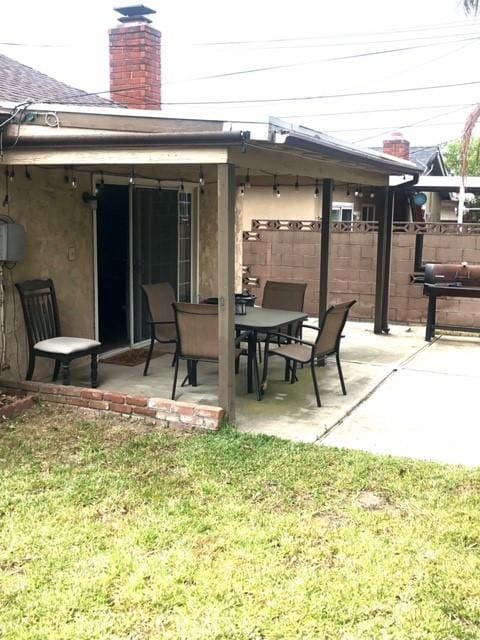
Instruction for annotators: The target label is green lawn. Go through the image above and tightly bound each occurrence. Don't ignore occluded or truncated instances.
[1,405,480,640]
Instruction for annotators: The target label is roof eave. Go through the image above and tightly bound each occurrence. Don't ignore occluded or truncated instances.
[281,133,419,176]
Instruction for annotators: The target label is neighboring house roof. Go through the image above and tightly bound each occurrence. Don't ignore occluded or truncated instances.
[409,145,447,176]
[372,144,447,176]
[0,53,111,106]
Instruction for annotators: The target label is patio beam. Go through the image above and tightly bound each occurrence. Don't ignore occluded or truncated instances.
[1,147,229,166]
[217,163,236,421]
[319,178,333,322]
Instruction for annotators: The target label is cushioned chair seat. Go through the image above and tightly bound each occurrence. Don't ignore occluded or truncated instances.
[15,278,101,387]
[35,337,101,355]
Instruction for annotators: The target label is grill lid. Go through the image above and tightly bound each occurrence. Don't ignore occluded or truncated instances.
[424,262,480,287]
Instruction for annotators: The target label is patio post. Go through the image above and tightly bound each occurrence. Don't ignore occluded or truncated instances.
[381,189,394,332]
[217,163,236,421]
[374,187,393,333]
[319,178,333,322]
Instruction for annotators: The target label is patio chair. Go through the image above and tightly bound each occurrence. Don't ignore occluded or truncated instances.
[15,278,101,387]
[257,280,307,363]
[141,282,178,376]
[260,300,356,407]
[171,302,249,400]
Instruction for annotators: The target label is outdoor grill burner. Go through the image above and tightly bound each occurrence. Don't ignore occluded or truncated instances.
[423,262,480,340]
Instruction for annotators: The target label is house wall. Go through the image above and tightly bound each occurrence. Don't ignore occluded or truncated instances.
[1,167,95,380]
[243,225,480,326]
[426,192,442,222]
[242,185,461,227]
[241,186,321,231]
[241,186,385,231]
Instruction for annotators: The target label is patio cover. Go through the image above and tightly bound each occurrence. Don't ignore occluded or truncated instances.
[0,103,419,419]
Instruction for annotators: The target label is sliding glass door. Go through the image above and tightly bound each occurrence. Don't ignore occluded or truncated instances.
[132,187,195,343]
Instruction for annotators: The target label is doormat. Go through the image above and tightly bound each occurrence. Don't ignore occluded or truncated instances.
[100,346,170,367]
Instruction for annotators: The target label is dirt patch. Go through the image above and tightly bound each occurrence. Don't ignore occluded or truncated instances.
[357,491,387,510]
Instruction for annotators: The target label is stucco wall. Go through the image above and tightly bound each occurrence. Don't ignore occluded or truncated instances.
[241,186,322,231]
[0,167,95,380]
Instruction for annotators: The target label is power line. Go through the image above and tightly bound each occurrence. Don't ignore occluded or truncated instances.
[193,18,480,46]
[2,27,480,51]
[324,105,470,134]
[280,102,477,119]
[34,78,480,107]
[180,36,479,82]
[0,18,478,50]
[158,79,480,106]
[352,105,470,144]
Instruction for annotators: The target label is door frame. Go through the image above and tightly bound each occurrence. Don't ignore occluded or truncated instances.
[92,173,199,347]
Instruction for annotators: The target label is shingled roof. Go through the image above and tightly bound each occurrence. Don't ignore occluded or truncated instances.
[0,53,112,106]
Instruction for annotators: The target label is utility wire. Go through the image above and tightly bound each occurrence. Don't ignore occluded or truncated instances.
[194,18,480,46]
[280,102,477,119]
[178,36,479,82]
[1,17,478,50]
[2,27,480,51]
[352,105,471,144]
[26,78,480,109]
[158,79,480,106]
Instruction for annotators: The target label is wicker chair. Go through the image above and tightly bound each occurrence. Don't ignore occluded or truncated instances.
[261,300,356,407]
[141,283,178,376]
[15,279,101,387]
[171,302,248,400]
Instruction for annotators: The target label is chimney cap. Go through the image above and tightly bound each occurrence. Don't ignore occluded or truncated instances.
[383,131,408,142]
[114,4,156,23]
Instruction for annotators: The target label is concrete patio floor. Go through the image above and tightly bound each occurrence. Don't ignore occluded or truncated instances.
[72,321,480,466]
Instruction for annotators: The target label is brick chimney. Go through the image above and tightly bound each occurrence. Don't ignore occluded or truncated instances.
[109,4,161,109]
[382,131,410,160]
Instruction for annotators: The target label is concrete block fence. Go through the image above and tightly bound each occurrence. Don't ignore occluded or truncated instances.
[0,380,225,431]
[243,221,480,326]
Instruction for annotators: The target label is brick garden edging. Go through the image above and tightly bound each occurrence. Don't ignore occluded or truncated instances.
[0,390,36,421]
[0,380,225,431]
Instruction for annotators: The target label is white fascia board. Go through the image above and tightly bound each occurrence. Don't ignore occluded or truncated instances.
[390,175,480,190]
[0,100,226,125]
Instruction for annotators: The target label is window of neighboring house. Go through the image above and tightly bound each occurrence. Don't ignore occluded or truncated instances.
[362,204,376,221]
[332,204,353,221]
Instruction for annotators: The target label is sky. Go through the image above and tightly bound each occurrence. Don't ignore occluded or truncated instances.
[0,0,479,151]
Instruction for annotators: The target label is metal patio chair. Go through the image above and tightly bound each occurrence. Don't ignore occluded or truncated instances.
[15,278,101,387]
[141,282,178,376]
[171,302,249,401]
[260,300,356,407]
[257,280,307,364]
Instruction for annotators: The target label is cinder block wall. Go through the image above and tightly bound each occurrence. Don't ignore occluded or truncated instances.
[243,227,480,325]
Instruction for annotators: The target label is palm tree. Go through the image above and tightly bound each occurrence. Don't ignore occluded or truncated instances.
[460,0,480,201]
[463,0,480,14]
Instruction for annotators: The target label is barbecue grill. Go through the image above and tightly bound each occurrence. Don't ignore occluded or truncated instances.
[424,263,480,287]
[423,262,480,340]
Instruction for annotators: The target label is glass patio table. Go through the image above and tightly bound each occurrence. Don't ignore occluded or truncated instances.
[235,306,308,400]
